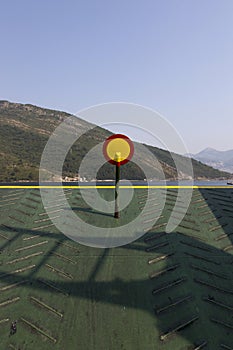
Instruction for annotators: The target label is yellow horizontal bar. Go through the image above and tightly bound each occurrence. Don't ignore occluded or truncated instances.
[0,185,232,189]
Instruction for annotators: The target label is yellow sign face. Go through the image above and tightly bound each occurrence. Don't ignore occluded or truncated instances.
[106,138,131,162]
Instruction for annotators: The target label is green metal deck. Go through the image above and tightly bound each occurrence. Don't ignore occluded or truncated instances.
[0,188,233,350]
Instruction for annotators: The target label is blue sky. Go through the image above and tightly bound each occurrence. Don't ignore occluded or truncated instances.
[1,0,233,154]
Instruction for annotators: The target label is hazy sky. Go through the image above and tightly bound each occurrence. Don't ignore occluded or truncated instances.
[1,1,233,154]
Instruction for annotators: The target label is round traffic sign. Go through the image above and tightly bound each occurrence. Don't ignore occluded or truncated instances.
[103,134,134,166]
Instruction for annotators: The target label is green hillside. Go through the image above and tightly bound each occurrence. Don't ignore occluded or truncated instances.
[0,100,230,182]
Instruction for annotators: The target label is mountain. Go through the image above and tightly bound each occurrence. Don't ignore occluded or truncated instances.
[0,100,231,182]
[187,147,233,174]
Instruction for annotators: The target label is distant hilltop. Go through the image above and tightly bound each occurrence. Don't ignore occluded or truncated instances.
[186,147,233,174]
[0,100,231,182]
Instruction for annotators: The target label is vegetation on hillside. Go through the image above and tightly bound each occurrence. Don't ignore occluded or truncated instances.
[0,101,230,182]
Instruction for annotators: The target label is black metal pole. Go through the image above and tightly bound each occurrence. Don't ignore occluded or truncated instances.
[114,163,120,218]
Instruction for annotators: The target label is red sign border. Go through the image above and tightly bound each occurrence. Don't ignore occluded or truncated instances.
[103,134,134,166]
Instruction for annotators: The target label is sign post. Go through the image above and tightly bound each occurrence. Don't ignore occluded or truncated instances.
[103,134,134,219]
[114,152,121,218]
